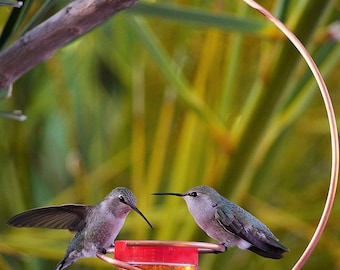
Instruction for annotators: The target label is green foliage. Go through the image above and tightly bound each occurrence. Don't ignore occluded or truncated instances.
[0,0,340,269]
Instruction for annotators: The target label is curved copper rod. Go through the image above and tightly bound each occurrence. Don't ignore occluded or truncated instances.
[243,1,339,269]
[96,252,142,270]
[125,240,226,254]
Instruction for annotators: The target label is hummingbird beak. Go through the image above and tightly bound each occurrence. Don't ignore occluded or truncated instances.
[129,205,153,229]
[152,192,185,197]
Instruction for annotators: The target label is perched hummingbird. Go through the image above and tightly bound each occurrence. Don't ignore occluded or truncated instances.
[153,185,288,259]
[7,187,153,270]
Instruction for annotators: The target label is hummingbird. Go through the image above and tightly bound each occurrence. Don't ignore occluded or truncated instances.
[153,185,288,259]
[7,187,153,270]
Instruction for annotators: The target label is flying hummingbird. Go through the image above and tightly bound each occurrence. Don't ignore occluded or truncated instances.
[153,185,288,259]
[7,187,153,270]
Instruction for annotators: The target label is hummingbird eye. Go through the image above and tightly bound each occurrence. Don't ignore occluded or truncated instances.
[189,192,198,197]
[118,195,126,203]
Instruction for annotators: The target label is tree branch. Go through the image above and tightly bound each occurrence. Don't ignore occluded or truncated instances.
[0,0,137,91]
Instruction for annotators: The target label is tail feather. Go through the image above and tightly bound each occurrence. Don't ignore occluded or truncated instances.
[55,259,66,270]
[55,257,76,270]
[248,244,288,259]
[55,249,82,270]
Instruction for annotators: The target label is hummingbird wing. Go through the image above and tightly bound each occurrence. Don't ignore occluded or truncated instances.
[215,205,288,258]
[7,204,92,232]
[215,206,249,239]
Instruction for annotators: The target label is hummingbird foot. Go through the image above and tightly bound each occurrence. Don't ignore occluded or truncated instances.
[105,244,115,254]
[97,247,107,254]
[212,244,226,254]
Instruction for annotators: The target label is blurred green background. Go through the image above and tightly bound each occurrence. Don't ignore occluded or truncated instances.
[0,0,340,269]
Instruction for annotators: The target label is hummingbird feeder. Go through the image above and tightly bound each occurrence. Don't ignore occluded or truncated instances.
[97,240,225,270]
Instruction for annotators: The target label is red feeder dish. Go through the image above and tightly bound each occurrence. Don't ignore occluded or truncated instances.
[110,240,225,270]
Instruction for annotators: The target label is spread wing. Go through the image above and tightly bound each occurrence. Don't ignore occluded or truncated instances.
[7,204,92,232]
[215,205,288,254]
